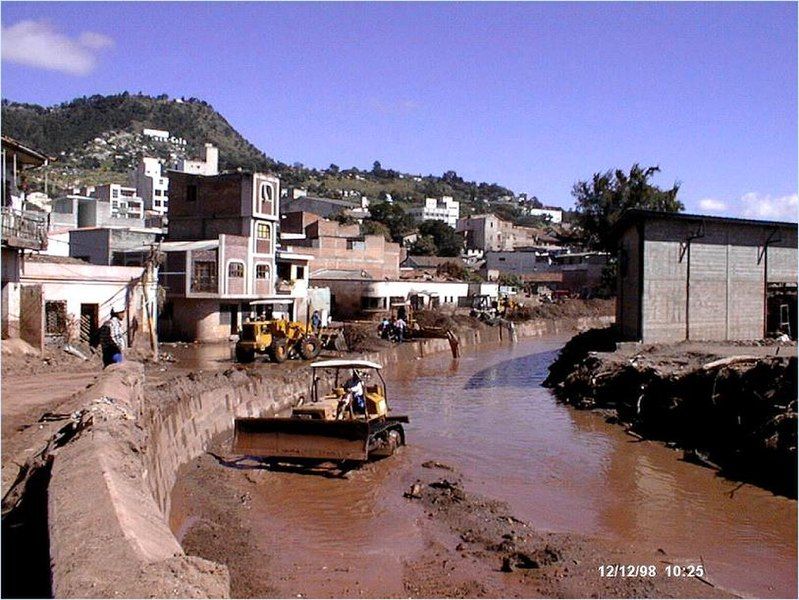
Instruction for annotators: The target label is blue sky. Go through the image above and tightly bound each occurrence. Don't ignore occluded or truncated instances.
[2,2,796,219]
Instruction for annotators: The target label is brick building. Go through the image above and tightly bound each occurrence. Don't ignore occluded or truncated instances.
[282,211,401,280]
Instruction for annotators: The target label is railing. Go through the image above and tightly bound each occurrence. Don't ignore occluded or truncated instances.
[1,207,48,250]
[191,274,218,293]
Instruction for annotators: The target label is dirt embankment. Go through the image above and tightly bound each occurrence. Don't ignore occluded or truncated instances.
[545,328,798,496]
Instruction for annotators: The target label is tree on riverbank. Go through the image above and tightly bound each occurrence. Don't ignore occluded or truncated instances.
[572,164,682,251]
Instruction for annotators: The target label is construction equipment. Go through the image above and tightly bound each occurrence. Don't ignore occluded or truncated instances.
[235,301,344,363]
[235,318,324,363]
[233,359,409,462]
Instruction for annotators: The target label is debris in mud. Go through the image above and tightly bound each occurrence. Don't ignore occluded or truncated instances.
[428,479,467,502]
[404,482,423,499]
[421,460,455,471]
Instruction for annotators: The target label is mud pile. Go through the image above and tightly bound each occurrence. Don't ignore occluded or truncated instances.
[545,330,798,496]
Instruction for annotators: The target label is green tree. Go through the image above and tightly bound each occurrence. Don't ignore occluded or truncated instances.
[409,235,438,256]
[368,201,415,242]
[572,164,682,251]
[361,219,392,241]
[417,220,462,257]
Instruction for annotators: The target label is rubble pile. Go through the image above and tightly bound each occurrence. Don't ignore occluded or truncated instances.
[545,330,798,496]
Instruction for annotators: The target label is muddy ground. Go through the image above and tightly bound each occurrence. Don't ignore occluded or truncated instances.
[173,441,732,599]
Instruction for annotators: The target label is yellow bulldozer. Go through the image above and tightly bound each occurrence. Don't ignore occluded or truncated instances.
[233,359,408,462]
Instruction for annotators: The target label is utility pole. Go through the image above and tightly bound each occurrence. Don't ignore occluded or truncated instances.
[142,243,160,362]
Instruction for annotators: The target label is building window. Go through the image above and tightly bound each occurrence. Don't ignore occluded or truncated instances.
[228,262,244,278]
[187,184,197,202]
[112,189,119,198]
[360,297,386,310]
[259,183,274,214]
[192,261,217,293]
[45,301,68,335]
[256,223,271,240]
[256,264,270,279]
[295,265,305,280]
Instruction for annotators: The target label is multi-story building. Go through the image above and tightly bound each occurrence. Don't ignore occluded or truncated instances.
[409,196,460,228]
[91,184,145,220]
[135,170,313,341]
[456,214,546,252]
[281,211,401,280]
[131,157,170,214]
[174,143,219,176]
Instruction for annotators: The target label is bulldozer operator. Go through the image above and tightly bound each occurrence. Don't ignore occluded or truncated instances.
[336,370,366,419]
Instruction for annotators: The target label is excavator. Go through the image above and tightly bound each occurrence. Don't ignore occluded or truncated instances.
[233,359,408,462]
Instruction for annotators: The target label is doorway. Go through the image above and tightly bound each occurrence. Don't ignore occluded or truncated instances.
[79,304,99,343]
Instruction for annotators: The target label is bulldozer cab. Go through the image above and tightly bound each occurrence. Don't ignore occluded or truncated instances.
[308,359,389,419]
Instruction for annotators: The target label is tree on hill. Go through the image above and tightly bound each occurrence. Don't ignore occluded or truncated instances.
[572,164,682,251]
[367,201,415,242]
[409,235,438,256]
[417,220,462,257]
[361,219,392,241]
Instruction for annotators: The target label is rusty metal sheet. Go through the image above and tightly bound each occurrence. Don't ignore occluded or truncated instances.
[233,417,370,461]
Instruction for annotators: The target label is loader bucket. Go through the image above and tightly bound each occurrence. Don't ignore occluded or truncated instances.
[233,417,370,461]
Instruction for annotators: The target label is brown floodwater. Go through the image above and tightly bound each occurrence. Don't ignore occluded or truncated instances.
[173,337,797,598]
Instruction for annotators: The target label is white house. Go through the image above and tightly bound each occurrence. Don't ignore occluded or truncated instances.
[131,157,169,214]
[528,207,563,224]
[20,256,158,350]
[409,196,460,228]
[310,272,498,319]
[174,143,219,176]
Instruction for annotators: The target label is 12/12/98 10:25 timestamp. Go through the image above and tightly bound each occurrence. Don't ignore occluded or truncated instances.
[598,564,705,578]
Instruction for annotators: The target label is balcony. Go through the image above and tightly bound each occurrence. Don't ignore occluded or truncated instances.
[1,207,48,251]
[275,279,294,294]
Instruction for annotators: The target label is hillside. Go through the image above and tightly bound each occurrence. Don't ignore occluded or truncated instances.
[1,92,538,218]
[2,93,275,171]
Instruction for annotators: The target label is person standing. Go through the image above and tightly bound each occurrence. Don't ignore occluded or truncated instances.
[394,316,407,343]
[99,308,126,367]
[311,310,322,333]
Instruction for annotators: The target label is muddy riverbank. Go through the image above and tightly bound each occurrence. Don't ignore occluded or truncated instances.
[171,338,797,598]
[544,328,798,496]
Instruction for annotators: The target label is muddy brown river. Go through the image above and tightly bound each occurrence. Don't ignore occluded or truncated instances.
[171,337,797,598]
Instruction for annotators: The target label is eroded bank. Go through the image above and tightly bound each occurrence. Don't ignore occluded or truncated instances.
[35,315,611,598]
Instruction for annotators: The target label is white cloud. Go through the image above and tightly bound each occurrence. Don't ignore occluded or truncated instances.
[78,31,114,50]
[698,198,727,213]
[1,20,114,76]
[739,192,798,221]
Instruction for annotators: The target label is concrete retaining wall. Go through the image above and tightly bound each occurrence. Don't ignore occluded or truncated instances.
[48,314,612,597]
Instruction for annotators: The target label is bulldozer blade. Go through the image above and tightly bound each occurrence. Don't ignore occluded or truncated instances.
[233,417,370,461]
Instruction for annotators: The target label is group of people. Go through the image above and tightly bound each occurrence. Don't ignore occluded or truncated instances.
[378,316,408,343]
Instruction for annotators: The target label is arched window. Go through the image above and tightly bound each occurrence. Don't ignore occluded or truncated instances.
[228,262,244,278]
